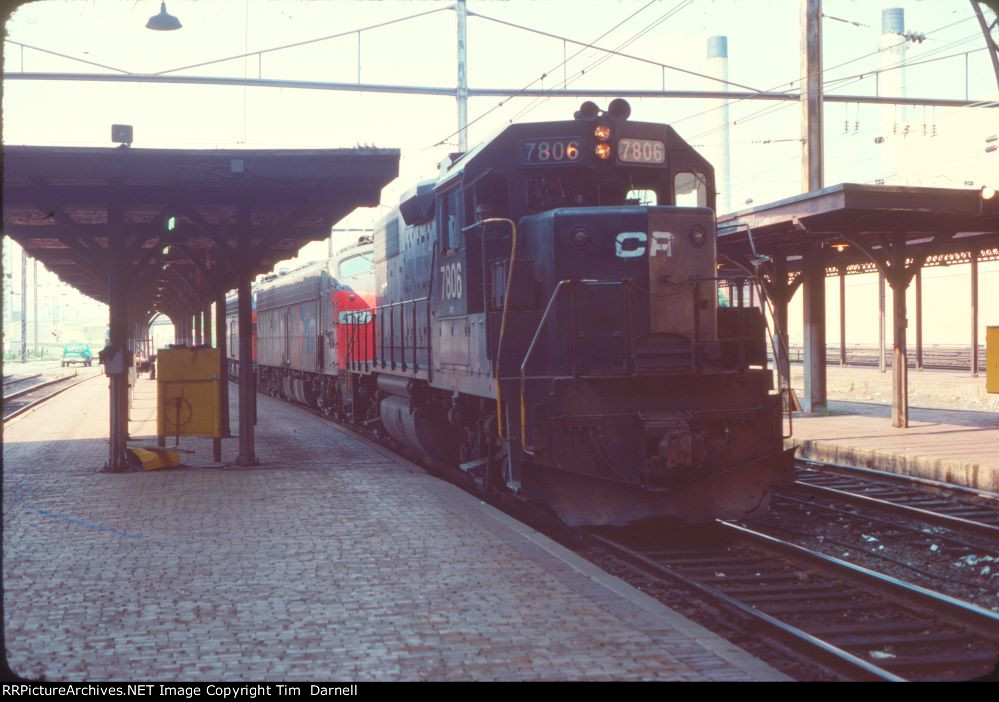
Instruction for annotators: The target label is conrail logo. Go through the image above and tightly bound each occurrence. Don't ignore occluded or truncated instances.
[615,231,673,258]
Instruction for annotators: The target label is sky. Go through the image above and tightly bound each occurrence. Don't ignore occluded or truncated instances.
[2,0,998,346]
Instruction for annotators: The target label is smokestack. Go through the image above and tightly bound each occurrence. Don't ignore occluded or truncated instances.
[707,35,732,213]
[879,7,907,183]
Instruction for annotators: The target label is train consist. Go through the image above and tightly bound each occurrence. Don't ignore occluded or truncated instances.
[228,99,795,526]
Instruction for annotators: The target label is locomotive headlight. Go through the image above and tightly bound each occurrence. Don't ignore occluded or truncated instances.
[595,142,612,160]
[688,225,706,248]
[593,124,611,141]
[570,226,591,248]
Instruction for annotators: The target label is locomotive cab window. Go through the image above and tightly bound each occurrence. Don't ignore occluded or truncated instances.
[625,189,657,206]
[472,172,510,220]
[338,252,375,294]
[675,172,708,207]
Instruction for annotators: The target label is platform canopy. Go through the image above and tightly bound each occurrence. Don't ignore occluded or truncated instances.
[3,143,400,472]
[2,145,400,320]
[715,182,999,428]
[717,183,999,274]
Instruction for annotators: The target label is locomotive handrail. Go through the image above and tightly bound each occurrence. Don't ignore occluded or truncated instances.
[518,278,630,453]
[484,217,519,442]
[368,295,432,373]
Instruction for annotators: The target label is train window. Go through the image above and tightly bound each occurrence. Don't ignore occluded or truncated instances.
[675,172,708,207]
[440,188,460,251]
[338,253,374,279]
[625,189,657,206]
[473,173,510,219]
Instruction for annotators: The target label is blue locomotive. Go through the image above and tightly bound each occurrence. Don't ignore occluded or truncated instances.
[338,99,795,525]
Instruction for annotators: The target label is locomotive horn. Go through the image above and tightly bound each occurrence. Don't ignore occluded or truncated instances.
[607,98,631,120]
[574,101,600,120]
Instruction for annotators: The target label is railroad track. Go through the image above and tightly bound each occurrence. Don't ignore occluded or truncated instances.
[590,521,999,681]
[786,345,987,373]
[740,458,999,614]
[3,372,43,390]
[3,371,98,422]
[793,458,999,537]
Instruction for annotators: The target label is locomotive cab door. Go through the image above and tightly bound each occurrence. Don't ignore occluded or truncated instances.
[434,186,471,369]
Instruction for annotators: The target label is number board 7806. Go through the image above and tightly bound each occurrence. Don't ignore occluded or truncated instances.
[520,137,582,165]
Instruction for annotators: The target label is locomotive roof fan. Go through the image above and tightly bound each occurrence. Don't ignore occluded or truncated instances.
[573,99,631,121]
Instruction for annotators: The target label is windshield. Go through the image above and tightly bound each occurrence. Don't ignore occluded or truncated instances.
[337,252,375,295]
[524,170,668,212]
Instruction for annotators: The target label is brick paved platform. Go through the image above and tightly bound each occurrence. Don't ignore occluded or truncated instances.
[785,365,999,492]
[3,373,787,681]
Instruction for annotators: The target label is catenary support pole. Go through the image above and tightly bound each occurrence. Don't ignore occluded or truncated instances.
[456,0,469,152]
[801,0,824,193]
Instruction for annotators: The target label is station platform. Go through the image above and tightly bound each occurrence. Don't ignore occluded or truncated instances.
[3,373,787,681]
[788,364,999,493]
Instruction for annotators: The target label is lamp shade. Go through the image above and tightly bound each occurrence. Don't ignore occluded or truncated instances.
[146,2,182,31]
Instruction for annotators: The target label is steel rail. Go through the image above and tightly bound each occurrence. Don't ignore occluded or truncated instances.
[588,532,904,681]
[791,480,999,540]
[797,458,999,503]
[718,521,999,641]
[2,372,42,388]
[3,371,78,402]
[3,373,98,423]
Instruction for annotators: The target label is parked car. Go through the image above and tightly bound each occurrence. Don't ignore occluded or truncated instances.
[61,342,92,367]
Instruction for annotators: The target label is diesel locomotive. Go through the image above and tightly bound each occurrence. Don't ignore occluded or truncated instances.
[230,99,795,526]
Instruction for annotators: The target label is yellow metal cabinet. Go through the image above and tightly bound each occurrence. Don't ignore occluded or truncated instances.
[156,348,223,438]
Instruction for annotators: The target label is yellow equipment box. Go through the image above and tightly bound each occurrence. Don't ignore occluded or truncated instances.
[988,326,999,394]
[156,347,223,438]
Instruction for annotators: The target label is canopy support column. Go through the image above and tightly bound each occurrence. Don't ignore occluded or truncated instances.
[971,249,979,376]
[106,226,130,472]
[878,270,886,373]
[838,266,846,366]
[915,267,923,371]
[236,230,257,466]
[801,242,827,412]
[887,233,909,428]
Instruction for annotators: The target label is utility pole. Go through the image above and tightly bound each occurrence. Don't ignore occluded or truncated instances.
[457,0,469,152]
[801,0,824,192]
[800,0,827,412]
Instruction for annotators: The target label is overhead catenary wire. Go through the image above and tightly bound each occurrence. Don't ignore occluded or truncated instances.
[504,0,697,125]
[671,13,981,130]
[432,0,664,147]
[687,26,988,144]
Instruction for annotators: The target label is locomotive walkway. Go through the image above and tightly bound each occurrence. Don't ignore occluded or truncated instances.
[3,374,786,681]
